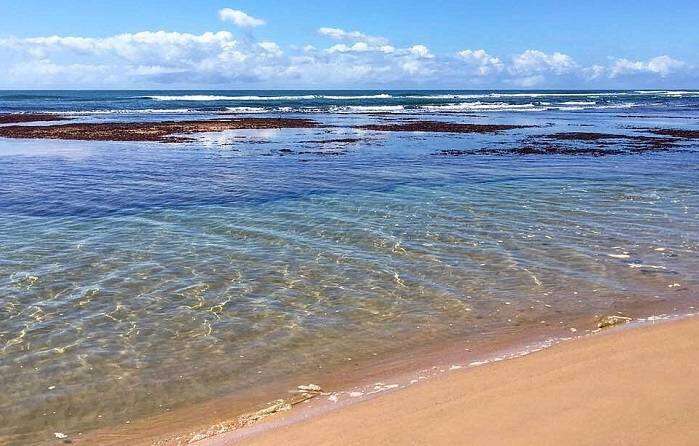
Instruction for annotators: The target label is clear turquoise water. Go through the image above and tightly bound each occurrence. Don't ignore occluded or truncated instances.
[1,91,698,445]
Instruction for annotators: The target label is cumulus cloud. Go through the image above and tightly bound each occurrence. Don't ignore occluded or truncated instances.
[408,44,433,59]
[325,42,395,54]
[258,41,283,57]
[1,31,246,64]
[0,29,442,87]
[510,50,576,76]
[318,27,401,56]
[0,31,275,86]
[457,49,503,75]
[219,8,265,28]
[582,64,606,80]
[326,42,369,53]
[0,19,693,88]
[609,55,686,77]
[317,27,387,45]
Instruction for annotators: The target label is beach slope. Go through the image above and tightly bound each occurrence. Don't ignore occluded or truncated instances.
[232,317,698,446]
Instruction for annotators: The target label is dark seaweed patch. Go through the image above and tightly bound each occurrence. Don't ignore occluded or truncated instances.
[299,138,364,144]
[434,130,681,157]
[0,113,68,124]
[0,118,320,142]
[644,128,699,139]
[433,146,621,157]
[356,121,532,133]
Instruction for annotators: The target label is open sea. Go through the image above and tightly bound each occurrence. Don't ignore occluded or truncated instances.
[1,90,698,445]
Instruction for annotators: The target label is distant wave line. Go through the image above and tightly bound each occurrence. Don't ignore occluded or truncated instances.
[141,94,394,101]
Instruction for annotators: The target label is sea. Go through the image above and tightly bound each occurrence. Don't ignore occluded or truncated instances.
[0,90,698,445]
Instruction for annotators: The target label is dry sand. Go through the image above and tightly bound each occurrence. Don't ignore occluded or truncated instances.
[208,316,699,446]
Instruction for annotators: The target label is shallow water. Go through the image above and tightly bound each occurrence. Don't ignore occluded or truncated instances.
[1,91,698,445]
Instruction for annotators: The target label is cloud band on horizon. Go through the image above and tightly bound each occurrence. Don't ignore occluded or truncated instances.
[0,9,693,89]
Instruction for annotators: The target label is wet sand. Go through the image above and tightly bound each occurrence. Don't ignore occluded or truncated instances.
[207,315,699,446]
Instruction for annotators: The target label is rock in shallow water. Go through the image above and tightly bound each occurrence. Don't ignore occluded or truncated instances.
[596,314,632,329]
[296,384,322,392]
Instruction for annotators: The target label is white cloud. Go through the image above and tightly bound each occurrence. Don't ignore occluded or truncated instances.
[325,42,394,54]
[318,26,397,55]
[510,50,576,75]
[408,44,433,59]
[318,27,360,40]
[582,64,606,80]
[457,49,503,75]
[219,8,265,28]
[0,21,693,88]
[2,31,243,64]
[317,27,387,45]
[609,55,686,77]
[326,42,369,53]
[258,41,282,57]
[0,30,442,87]
[0,31,260,86]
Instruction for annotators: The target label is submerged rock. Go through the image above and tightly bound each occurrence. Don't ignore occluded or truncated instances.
[0,113,68,124]
[356,121,532,133]
[645,128,699,139]
[296,384,322,392]
[300,137,364,144]
[0,118,320,143]
[289,384,324,405]
[596,314,632,329]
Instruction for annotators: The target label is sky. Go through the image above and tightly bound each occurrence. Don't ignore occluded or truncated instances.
[0,0,697,89]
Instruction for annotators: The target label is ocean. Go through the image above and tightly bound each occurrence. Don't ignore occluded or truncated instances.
[2,89,699,117]
[1,90,698,445]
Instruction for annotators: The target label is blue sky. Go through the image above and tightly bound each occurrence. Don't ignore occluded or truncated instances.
[0,0,697,89]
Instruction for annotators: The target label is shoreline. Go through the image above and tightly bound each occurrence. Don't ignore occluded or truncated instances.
[206,312,699,446]
[68,296,697,446]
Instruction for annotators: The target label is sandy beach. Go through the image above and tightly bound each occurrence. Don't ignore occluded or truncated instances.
[197,316,699,446]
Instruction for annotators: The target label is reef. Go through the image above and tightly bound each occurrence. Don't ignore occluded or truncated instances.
[356,121,532,133]
[0,113,68,124]
[0,118,320,142]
